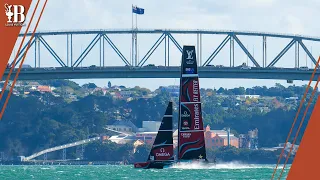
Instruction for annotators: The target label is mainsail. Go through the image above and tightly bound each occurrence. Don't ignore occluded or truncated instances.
[147,101,174,162]
[177,46,207,161]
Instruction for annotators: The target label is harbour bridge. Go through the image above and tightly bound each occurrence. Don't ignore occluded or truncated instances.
[5,29,320,81]
[4,29,320,162]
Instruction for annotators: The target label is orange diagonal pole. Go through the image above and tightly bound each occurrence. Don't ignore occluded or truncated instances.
[277,76,320,180]
[271,56,320,180]
[0,0,48,120]
[0,0,41,101]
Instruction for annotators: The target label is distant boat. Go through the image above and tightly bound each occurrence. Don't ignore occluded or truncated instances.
[133,101,174,169]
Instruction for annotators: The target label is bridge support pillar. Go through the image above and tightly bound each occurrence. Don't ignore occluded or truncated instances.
[0,152,4,161]
[44,152,47,161]
[230,36,234,67]
[81,144,85,160]
[76,144,85,160]
[62,148,66,161]
[197,33,202,66]
[263,36,267,68]
[295,41,299,68]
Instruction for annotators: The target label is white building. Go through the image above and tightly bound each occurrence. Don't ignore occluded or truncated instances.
[142,121,161,132]
[236,95,260,101]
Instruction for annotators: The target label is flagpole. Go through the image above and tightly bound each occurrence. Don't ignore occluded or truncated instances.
[131,4,134,66]
[135,12,138,66]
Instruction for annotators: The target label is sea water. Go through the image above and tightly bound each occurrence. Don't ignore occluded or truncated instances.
[0,162,289,180]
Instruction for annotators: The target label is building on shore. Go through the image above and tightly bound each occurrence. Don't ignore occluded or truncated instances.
[239,128,259,149]
[105,119,138,133]
[138,121,161,132]
[135,132,157,145]
[108,134,137,144]
[106,121,160,145]
[204,125,239,148]
[172,125,239,149]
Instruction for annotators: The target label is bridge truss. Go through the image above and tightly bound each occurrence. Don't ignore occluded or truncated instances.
[12,29,320,69]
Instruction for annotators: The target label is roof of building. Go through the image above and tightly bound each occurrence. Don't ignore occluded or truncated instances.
[211,130,228,135]
[37,86,51,92]
[136,132,158,135]
[217,134,235,137]
[28,82,40,86]
[109,135,137,140]
[111,119,138,130]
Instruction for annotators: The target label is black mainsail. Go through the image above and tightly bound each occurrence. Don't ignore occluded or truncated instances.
[134,101,174,169]
[177,45,207,162]
[147,101,174,162]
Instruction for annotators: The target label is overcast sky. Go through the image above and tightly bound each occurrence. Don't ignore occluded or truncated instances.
[12,0,320,90]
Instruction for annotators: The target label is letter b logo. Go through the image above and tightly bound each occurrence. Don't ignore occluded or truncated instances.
[13,5,25,23]
[5,4,25,23]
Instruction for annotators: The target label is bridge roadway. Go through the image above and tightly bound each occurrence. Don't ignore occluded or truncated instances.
[3,66,320,81]
[23,137,101,161]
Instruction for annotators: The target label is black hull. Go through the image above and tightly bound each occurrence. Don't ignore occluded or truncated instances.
[134,161,173,169]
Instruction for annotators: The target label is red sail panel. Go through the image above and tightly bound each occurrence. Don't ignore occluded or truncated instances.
[178,131,206,160]
[180,77,201,103]
[150,145,174,161]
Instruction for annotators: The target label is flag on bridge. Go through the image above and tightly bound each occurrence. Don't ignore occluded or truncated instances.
[132,5,144,15]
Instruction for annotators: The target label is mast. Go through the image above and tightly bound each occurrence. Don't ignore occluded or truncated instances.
[177,45,207,161]
[147,101,174,162]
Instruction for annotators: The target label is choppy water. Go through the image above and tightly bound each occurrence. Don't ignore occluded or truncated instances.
[0,162,290,180]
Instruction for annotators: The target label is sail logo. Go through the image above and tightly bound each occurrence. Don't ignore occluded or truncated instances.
[185,67,195,74]
[183,120,189,126]
[4,3,26,27]
[181,133,191,138]
[192,80,199,101]
[181,111,190,118]
[186,50,194,60]
[194,103,200,130]
[186,50,194,65]
[156,148,170,157]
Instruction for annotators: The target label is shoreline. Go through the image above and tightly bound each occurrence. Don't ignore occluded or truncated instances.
[0,161,292,166]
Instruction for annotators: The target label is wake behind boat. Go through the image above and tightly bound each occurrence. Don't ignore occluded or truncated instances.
[134,101,174,169]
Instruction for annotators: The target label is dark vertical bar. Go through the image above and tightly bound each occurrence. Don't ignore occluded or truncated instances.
[262,36,265,67]
[168,35,170,66]
[295,42,297,68]
[263,36,267,68]
[38,37,40,68]
[67,34,69,67]
[297,42,300,67]
[103,35,105,67]
[197,34,199,66]
[165,34,167,66]
[232,36,235,67]
[132,33,134,66]
[71,34,73,67]
[230,36,232,67]
[200,34,202,66]
[100,35,102,67]
[230,35,234,67]
[35,36,37,68]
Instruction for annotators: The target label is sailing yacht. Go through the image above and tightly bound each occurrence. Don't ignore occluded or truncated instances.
[134,45,210,169]
[175,45,208,164]
[134,101,174,169]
